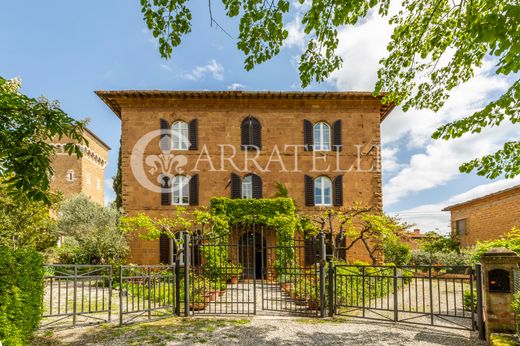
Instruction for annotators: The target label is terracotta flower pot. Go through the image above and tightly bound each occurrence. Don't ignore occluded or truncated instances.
[189,302,207,311]
[219,290,225,297]
[230,276,239,284]
[307,299,320,310]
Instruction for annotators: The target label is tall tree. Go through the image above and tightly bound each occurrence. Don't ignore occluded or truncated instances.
[0,179,58,251]
[0,77,87,204]
[141,0,519,179]
[113,141,123,209]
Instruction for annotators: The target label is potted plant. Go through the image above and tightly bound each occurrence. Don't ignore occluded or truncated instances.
[190,294,207,311]
[307,285,320,310]
[278,274,292,292]
[228,263,243,284]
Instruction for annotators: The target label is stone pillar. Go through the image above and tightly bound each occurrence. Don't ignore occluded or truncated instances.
[481,248,520,340]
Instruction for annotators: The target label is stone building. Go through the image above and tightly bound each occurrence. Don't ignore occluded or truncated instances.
[50,128,110,205]
[443,184,520,247]
[96,90,394,266]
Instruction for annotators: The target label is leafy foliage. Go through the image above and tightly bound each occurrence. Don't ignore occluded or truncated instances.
[383,240,411,266]
[274,181,289,198]
[0,77,87,204]
[54,195,128,264]
[140,1,519,178]
[419,232,460,254]
[0,179,58,251]
[471,227,520,262]
[0,247,44,346]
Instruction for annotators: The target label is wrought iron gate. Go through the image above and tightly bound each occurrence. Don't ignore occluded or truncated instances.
[188,227,256,315]
[42,264,112,328]
[332,264,483,331]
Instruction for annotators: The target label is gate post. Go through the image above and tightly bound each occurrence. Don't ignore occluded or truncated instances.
[108,266,113,323]
[475,263,485,340]
[318,232,326,318]
[393,266,398,322]
[175,258,181,316]
[480,248,520,341]
[328,261,335,317]
[183,231,190,317]
[72,266,77,326]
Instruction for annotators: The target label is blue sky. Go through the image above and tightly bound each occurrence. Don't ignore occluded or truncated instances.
[2,1,518,233]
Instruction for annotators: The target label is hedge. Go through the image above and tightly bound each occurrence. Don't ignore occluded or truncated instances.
[0,247,44,346]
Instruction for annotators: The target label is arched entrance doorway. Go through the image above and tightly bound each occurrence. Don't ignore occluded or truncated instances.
[238,231,266,279]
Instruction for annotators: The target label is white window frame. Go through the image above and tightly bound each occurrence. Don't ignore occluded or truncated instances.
[172,175,189,205]
[313,122,331,151]
[172,121,190,150]
[314,176,332,206]
[242,175,253,199]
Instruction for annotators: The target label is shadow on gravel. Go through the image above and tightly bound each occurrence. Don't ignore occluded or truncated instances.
[32,317,486,346]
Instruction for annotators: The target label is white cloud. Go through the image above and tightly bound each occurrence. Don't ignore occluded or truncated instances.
[390,177,520,234]
[327,10,393,91]
[183,60,224,81]
[227,83,245,91]
[284,17,305,50]
[382,66,513,206]
[381,147,402,175]
[160,64,172,72]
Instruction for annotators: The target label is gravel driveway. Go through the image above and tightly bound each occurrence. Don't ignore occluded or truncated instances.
[33,316,485,346]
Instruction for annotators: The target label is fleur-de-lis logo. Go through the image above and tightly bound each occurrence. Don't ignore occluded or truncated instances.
[130,130,190,193]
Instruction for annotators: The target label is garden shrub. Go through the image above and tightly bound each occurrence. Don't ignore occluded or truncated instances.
[383,240,412,265]
[464,289,477,312]
[410,249,472,268]
[0,247,44,346]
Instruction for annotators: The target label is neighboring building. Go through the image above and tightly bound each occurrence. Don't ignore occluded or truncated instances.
[96,90,394,265]
[50,128,110,205]
[443,185,520,247]
[400,229,427,250]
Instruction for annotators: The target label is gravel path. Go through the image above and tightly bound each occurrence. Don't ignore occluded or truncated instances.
[33,316,485,345]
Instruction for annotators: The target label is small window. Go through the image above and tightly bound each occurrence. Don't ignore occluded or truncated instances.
[96,179,101,191]
[313,122,330,151]
[172,121,189,150]
[314,176,332,206]
[66,170,75,182]
[172,175,189,205]
[86,174,91,186]
[456,219,467,235]
[242,175,253,199]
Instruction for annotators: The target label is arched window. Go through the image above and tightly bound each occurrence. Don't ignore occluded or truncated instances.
[314,176,332,206]
[172,121,189,150]
[241,116,262,149]
[313,122,330,151]
[172,175,189,205]
[242,175,253,199]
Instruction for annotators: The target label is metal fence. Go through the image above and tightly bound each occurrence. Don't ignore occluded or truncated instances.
[333,264,478,330]
[119,265,177,325]
[42,264,112,328]
[40,231,484,337]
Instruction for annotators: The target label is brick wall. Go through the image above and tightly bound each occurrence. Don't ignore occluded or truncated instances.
[447,187,520,247]
[105,93,387,264]
[49,129,109,205]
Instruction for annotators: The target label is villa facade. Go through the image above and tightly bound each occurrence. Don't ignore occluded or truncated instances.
[97,90,394,266]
